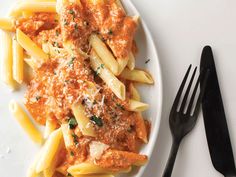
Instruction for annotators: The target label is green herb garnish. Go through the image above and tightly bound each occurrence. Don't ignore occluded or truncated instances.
[74,24,79,33]
[56,30,59,36]
[95,64,105,75]
[70,151,74,156]
[64,20,69,26]
[108,29,113,35]
[69,9,76,19]
[90,115,103,127]
[71,133,78,144]
[68,57,76,66]
[67,173,72,176]
[68,117,78,129]
[53,42,60,48]
[116,103,125,110]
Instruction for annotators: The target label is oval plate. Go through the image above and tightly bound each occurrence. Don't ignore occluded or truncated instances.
[0,1,163,177]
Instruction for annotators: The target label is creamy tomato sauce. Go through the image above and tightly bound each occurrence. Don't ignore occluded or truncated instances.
[16,0,147,171]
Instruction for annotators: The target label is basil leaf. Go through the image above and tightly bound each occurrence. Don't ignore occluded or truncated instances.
[90,115,103,127]
[68,117,78,129]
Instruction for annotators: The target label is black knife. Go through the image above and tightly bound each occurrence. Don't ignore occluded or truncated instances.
[200,46,236,177]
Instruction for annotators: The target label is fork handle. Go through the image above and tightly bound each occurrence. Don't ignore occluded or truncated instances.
[162,139,181,177]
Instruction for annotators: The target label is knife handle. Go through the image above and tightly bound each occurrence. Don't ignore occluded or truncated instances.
[162,139,181,177]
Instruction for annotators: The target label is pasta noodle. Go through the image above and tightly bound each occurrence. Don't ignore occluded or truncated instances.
[16,29,48,66]
[27,152,41,177]
[43,140,63,177]
[90,50,126,100]
[10,2,56,17]
[117,57,129,75]
[44,118,57,139]
[129,83,141,101]
[13,37,24,84]
[128,85,147,142]
[128,99,149,112]
[0,18,14,31]
[127,52,135,70]
[36,128,62,172]
[72,103,96,137]
[89,34,119,76]
[9,100,43,144]
[0,30,16,89]
[120,68,154,84]
[67,163,131,175]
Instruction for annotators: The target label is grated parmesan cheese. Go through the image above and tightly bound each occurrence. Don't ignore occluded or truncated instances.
[89,141,109,160]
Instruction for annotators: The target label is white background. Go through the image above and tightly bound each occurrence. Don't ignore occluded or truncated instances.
[133,0,236,177]
[1,0,236,177]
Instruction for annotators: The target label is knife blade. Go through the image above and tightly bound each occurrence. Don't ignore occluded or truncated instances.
[200,46,236,177]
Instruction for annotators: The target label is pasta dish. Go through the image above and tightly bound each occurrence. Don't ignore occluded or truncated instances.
[0,0,154,176]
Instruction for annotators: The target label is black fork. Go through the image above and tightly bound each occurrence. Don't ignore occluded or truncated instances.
[162,65,209,177]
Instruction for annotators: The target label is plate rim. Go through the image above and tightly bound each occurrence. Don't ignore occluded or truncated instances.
[122,0,163,176]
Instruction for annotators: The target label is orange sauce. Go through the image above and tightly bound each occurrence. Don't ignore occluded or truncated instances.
[16,0,147,171]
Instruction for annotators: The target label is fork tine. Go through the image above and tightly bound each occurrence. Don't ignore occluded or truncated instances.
[192,69,210,116]
[186,69,202,115]
[171,64,192,113]
[179,67,197,113]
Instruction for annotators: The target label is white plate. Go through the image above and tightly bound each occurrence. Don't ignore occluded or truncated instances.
[0,1,163,176]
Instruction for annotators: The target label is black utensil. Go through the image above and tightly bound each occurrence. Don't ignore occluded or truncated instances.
[162,65,209,177]
[200,46,236,177]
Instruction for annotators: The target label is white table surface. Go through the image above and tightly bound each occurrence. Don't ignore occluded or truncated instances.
[133,0,236,177]
[1,0,236,177]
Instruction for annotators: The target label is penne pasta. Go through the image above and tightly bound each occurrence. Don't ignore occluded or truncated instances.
[43,139,63,177]
[23,59,34,84]
[89,34,119,75]
[27,152,41,177]
[22,11,34,18]
[67,163,131,175]
[120,68,154,84]
[90,50,126,100]
[128,84,147,143]
[117,57,129,75]
[0,30,16,89]
[10,2,56,17]
[36,128,62,172]
[13,37,24,84]
[72,103,96,137]
[135,113,148,143]
[9,100,43,144]
[127,52,135,70]
[17,29,49,65]
[128,99,149,112]
[61,123,75,148]
[44,118,57,139]
[129,83,140,101]
[0,18,14,31]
